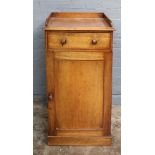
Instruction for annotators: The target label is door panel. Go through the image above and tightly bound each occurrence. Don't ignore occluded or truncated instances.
[54,51,104,129]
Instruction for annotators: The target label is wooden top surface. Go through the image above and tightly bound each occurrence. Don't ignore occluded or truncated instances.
[45,12,114,31]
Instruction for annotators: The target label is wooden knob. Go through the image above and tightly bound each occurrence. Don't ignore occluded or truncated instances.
[60,39,67,46]
[48,93,53,101]
[92,39,97,45]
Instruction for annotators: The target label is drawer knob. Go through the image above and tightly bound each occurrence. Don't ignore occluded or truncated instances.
[92,39,97,45]
[48,93,53,101]
[60,39,67,46]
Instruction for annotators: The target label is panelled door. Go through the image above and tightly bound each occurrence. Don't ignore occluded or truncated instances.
[47,50,106,137]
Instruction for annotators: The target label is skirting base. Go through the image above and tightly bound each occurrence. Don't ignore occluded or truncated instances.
[48,136,112,146]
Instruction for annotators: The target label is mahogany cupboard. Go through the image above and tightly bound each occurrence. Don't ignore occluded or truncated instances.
[44,12,114,145]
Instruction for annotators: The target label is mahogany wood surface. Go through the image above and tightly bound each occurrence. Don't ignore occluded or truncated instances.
[48,136,112,146]
[47,32,111,49]
[45,12,114,31]
[45,12,114,145]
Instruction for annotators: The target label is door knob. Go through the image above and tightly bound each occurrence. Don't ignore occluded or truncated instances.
[92,39,97,45]
[60,39,67,46]
[48,93,53,101]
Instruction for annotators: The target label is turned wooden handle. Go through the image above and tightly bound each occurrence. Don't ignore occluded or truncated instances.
[60,39,67,46]
[92,39,97,45]
[48,93,53,101]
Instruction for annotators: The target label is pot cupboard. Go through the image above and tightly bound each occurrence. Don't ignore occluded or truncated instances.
[44,12,114,145]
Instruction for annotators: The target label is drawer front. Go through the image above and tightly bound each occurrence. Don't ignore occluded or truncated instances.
[47,32,111,49]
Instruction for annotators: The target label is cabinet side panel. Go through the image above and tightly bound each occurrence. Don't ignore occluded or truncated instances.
[55,59,104,129]
[103,52,112,135]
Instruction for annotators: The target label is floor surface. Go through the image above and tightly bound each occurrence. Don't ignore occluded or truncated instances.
[33,102,121,155]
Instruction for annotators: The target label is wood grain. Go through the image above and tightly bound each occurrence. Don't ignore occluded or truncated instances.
[45,12,114,145]
[54,51,104,60]
[56,129,104,137]
[55,58,104,129]
[45,12,114,31]
[47,32,111,49]
[103,52,113,135]
[46,51,56,136]
[48,136,112,146]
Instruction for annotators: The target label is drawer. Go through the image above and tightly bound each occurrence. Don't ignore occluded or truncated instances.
[47,32,111,49]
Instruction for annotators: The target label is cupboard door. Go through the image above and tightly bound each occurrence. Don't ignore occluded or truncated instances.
[53,51,104,134]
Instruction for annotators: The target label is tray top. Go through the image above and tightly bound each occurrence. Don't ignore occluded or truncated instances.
[44,12,114,31]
